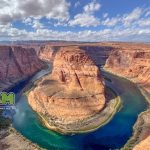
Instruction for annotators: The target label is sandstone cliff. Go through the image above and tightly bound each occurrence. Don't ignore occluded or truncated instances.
[104,44,150,93]
[0,46,45,91]
[28,46,106,125]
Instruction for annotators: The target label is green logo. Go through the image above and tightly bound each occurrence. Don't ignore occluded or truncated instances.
[0,92,15,105]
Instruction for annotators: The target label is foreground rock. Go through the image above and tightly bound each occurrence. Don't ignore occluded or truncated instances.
[0,46,45,91]
[28,46,120,133]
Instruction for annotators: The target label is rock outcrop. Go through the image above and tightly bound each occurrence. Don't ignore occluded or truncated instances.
[28,46,106,125]
[0,46,45,91]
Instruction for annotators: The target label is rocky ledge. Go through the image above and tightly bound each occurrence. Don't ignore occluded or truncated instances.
[28,46,120,133]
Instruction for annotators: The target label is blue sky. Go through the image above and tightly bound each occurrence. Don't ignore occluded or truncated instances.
[0,0,150,41]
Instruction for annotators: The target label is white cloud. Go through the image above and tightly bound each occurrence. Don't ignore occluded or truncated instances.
[102,17,120,26]
[0,2,149,42]
[0,0,70,25]
[102,7,149,27]
[123,7,142,26]
[23,18,44,29]
[138,19,150,27]
[103,13,108,18]
[32,20,44,29]
[23,18,32,25]
[0,24,149,42]
[69,13,100,27]
[83,0,101,14]
[69,0,101,27]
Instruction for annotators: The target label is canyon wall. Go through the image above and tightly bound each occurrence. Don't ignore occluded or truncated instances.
[39,43,113,66]
[104,44,150,93]
[0,46,45,91]
[80,45,113,66]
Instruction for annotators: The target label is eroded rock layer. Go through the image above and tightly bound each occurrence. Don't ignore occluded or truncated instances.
[28,46,106,124]
[0,46,45,91]
[104,44,150,93]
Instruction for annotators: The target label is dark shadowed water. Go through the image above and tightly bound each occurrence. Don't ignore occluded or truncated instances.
[10,65,147,150]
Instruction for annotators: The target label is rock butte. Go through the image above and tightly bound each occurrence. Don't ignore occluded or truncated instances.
[28,46,106,124]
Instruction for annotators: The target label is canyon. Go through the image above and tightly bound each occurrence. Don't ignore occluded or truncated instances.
[0,42,149,149]
[0,46,45,91]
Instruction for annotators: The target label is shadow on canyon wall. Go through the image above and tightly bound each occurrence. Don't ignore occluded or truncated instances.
[79,46,114,66]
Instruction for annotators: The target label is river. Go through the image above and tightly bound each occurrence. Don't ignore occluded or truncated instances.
[10,64,147,150]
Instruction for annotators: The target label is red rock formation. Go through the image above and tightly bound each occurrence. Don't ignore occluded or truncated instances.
[0,46,45,91]
[28,46,106,124]
[104,44,150,93]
